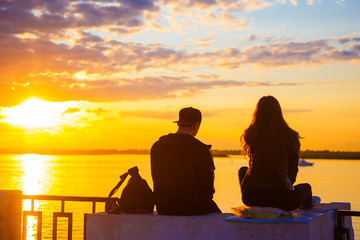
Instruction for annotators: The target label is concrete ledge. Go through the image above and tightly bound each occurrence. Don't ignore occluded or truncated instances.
[85,202,354,240]
[0,190,22,240]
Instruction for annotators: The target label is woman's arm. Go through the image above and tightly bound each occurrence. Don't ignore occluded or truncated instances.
[288,149,299,184]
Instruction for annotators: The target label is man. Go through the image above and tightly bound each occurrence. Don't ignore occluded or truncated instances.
[150,107,221,215]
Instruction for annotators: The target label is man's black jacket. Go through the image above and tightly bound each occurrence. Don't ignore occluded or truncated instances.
[151,133,221,215]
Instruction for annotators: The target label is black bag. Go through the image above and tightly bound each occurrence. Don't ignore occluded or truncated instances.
[105,166,154,214]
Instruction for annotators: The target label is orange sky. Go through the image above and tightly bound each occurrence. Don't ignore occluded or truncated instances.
[1,0,360,151]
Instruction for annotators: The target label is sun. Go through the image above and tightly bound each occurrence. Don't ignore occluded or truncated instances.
[2,97,67,129]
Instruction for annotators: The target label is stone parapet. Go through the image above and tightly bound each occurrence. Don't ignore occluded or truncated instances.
[0,190,22,240]
[85,202,353,240]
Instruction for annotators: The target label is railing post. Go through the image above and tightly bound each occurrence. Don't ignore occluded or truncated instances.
[23,211,42,240]
[335,210,345,240]
[84,214,88,240]
[92,201,96,213]
[0,190,22,240]
[53,212,73,240]
[335,210,359,240]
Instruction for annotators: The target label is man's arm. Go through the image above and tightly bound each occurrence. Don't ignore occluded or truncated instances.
[196,147,216,198]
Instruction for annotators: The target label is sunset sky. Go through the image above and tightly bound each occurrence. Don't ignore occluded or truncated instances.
[0,0,359,152]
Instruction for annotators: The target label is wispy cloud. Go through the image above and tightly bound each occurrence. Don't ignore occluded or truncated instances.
[0,0,159,35]
[187,38,217,49]
[336,0,346,7]
[119,110,176,119]
[118,108,236,120]
[338,31,360,44]
[162,0,272,11]
[86,108,108,117]
[62,107,81,115]
[1,68,316,106]
[119,106,314,120]
[1,33,359,106]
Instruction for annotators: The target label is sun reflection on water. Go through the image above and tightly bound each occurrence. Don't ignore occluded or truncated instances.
[21,154,48,195]
[20,154,54,240]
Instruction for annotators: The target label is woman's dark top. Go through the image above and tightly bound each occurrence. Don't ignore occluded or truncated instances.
[241,146,299,191]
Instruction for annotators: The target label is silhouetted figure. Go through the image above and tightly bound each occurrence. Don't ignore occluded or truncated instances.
[151,107,221,215]
[239,96,320,211]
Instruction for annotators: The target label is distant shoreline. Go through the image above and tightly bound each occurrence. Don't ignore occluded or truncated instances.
[0,149,150,155]
[0,149,360,159]
[213,149,360,159]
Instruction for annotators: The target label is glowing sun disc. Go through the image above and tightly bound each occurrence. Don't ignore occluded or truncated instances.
[3,97,64,129]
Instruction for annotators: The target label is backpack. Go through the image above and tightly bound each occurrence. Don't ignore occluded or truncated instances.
[105,166,154,214]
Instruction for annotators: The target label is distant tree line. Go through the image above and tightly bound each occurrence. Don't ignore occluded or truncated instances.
[0,148,359,159]
[75,149,360,159]
[0,148,150,155]
[212,149,242,157]
[299,150,360,160]
[212,149,360,159]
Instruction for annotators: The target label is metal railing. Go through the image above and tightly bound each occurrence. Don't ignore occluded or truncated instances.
[21,195,359,240]
[22,195,108,240]
[335,210,360,240]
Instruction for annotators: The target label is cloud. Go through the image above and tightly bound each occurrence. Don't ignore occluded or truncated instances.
[119,107,240,120]
[161,0,272,12]
[119,106,314,120]
[1,33,359,107]
[351,44,360,53]
[86,108,107,117]
[162,3,252,35]
[188,38,358,69]
[1,0,359,107]
[248,34,294,43]
[306,0,321,5]
[205,12,251,32]
[276,0,310,6]
[187,38,217,49]
[338,32,360,44]
[306,0,314,5]
[0,0,159,35]
[0,68,311,106]
[62,107,81,115]
[240,40,333,67]
[119,110,176,119]
[79,31,104,44]
[329,44,360,61]
[336,0,346,7]
[196,74,220,80]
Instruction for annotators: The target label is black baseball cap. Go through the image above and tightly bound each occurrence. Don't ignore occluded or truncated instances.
[173,107,202,124]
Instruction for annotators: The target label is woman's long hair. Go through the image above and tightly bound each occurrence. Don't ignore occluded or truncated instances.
[241,96,300,174]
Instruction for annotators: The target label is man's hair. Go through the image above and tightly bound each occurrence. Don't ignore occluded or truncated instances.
[177,122,199,128]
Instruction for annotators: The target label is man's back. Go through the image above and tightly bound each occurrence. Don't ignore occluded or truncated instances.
[151,133,220,215]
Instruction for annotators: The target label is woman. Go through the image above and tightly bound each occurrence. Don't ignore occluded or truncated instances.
[239,96,320,211]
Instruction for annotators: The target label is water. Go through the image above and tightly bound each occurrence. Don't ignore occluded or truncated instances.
[1,154,359,239]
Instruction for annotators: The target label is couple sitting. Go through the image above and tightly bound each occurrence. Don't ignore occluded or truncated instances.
[150,96,320,216]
